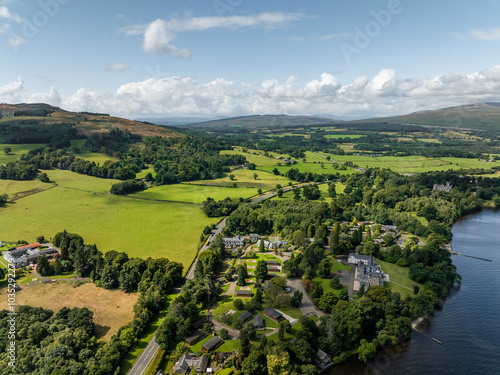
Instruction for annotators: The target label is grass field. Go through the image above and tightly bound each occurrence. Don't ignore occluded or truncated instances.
[377,259,422,299]
[188,168,293,190]
[8,281,137,340]
[131,183,251,203]
[221,147,295,167]
[0,179,53,200]
[0,144,45,165]
[324,134,365,139]
[42,169,119,193]
[0,186,218,265]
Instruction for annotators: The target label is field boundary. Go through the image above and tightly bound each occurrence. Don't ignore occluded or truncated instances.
[8,184,58,202]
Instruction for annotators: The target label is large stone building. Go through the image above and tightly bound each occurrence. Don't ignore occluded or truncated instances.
[348,253,385,291]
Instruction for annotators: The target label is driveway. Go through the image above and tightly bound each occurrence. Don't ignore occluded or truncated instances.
[287,278,325,318]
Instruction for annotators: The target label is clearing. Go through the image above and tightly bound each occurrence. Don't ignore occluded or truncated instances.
[8,281,138,340]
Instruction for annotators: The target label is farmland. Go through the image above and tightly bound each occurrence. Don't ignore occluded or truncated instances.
[10,281,138,340]
[130,183,251,204]
[0,184,218,265]
[0,143,44,164]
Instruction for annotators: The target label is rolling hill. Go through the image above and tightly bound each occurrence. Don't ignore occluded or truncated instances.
[347,102,500,131]
[185,114,335,129]
[0,103,180,139]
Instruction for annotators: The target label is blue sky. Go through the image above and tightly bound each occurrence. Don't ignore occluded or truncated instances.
[1,0,500,119]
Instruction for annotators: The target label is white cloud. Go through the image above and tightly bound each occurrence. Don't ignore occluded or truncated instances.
[0,77,23,99]
[0,6,20,22]
[470,27,500,40]
[125,12,306,57]
[5,66,500,119]
[106,62,130,72]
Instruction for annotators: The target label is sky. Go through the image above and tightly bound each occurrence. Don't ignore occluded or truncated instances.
[1,0,500,120]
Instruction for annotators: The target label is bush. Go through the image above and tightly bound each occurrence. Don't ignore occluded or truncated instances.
[233,298,244,310]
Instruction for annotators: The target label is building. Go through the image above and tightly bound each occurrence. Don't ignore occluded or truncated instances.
[223,235,245,248]
[349,253,385,291]
[267,266,280,272]
[253,315,265,330]
[263,308,284,323]
[173,353,209,373]
[234,290,252,298]
[265,260,280,266]
[249,233,260,242]
[383,225,398,233]
[314,350,333,371]
[238,311,252,323]
[202,336,224,352]
[3,245,60,269]
[256,238,288,250]
[433,181,453,192]
[184,330,208,345]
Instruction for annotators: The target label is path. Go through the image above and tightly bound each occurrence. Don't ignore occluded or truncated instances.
[287,277,324,318]
[313,152,340,164]
[207,300,240,339]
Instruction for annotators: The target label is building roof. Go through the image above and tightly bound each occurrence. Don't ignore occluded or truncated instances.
[235,290,252,296]
[253,315,264,327]
[265,260,280,264]
[202,336,224,351]
[15,242,40,250]
[264,308,282,319]
[315,349,330,362]
[238,311,252,322]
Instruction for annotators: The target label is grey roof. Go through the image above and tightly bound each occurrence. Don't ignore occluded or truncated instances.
[173,353,208,373]
[238,311,252,322]
[235,289,252,295]
[253,315,264,327]
[315,349,330,362]
[202,336,224,351]
[264,308,282,319]
[265,260,280,265]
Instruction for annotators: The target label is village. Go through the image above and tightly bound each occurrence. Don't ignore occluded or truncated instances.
[158,221,412,374]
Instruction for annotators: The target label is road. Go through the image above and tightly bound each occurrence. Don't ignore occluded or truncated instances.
[127,333,160,375]
[288,278,325,318]
[186,217,227,280]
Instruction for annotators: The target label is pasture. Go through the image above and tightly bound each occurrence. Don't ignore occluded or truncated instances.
[378,259,422,299]
[131,183,250,204]
[324,134,365,139]
[0,179,52,200]
[9,281,138,340]
[189,168,293,190]
[0,186,218,265]
[42,169,119,193]
[0,144,44,165]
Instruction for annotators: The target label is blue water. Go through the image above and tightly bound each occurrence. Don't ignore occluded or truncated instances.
[329,209,500,375]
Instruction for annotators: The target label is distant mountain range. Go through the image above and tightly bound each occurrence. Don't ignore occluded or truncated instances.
[183,114,336,129]
[347,102,500,131]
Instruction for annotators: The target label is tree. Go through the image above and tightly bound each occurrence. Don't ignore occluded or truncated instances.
[276,184,282,189]
[291,290,303,307]
[36,256,53,276]
[237,267,246,286]
[257,188,262,195]
[229,174,235,180]
[248,163,256,170]
[277,188,284,198]
[358,339,377,362]
[253,173,259,180]
[233,298,244,310]
[383,233,394,246]
[272,168,280,175]
[53,257,63,275]
[219,328,230,340]
[293,189,301,200]
[4,147,11,155]
[254,260,268,281]
[255,287,263,303]
[241,349,267,375]
[330,275,341,289]
[319,289,338,313]
[259,239,265,252]
[38,172,50,183]
[358,283,365,297]
[328,182,337,198]
[318,258,332,278]
[267,347,291,375]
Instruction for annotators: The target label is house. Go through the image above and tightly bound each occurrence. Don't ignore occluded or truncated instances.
[265,260,280,266]
[173,353,209,373]
[249,233,260,242]
[267,266,280,272]
[3,246,60,269]
[263,308,284,323]
[349,253,385,291]
[202,336,224,352]
[257,238,288,250]
[253,315,265,330]
[238,311,252,323]
[234,290,252,298]
[185,330,208,345]
[433,181,453,192]
[314,349,333,371]
[348,253,375,266]
[383,225,398,232]
[15,242,41,250]
[156,370,167,375]
[223,235,245,248]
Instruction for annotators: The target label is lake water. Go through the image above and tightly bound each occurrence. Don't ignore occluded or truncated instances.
[329,209,500,375]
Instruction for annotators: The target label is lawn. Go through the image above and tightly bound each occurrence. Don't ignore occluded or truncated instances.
[324,134,365,139]
[0,144,45,165]
[188,168,293,190]
[9,281,138,340]
[259,162,354,176]
[377,259,422,299]
[221,147,295,167]
[130,183,250,204]
[189,335,240,353]
[0,186,218,265]
[312,255,351,296]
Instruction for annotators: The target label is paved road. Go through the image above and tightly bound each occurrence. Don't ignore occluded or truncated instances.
[127,333,160,375]
[288,278,325,318]
[186,217,227,280]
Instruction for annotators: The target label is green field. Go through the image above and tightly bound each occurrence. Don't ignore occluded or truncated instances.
[0,185,218,265]
[131,183,250,204]
[0,144,45,165]
[0,179,52,200]
[43,169,119,193]
[378,259,422,299]
[271,182,345,202]
[324,134,365,139]
[188,168,293,190]
[221,147,295,167]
